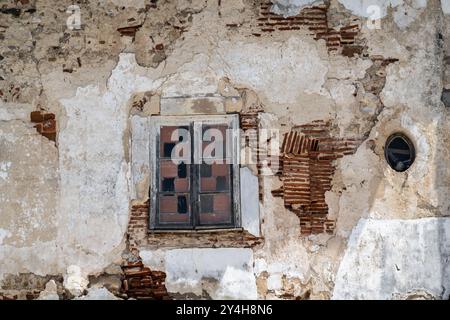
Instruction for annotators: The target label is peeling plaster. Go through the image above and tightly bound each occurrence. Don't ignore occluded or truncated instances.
[57,54,163,274]
[0,229,11,245]
[333,218,450,299]
[443,0,450,14]
[211,37,329,105]
[1,0,449,300]
[157,248,257,299]
[337,0,426,18]
[270,0,325,17]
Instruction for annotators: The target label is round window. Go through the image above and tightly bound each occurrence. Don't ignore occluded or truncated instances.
[384,133,415,172]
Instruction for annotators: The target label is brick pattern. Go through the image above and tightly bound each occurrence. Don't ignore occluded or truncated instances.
[123,202,172,300]
[121,261,170,300]
[240,112,260,131]
[127,201,150,255]
[30,111,56,142]
[273,121,362,235]
[254,2,363,55]
[240,112,260,169]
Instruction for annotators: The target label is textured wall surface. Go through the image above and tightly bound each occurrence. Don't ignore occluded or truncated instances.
[0,0,450,300]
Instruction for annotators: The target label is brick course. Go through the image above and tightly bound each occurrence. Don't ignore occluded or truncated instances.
[127,201,263,252]
[254,1,364,56]
[30,111,57,142]
[273,121,362,235]
[121,261,170,300]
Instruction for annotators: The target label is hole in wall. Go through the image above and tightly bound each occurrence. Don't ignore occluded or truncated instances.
[384,133,415,172]
[441,89,450,108]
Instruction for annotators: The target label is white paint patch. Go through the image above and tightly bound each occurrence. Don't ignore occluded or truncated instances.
[58,54,162,273]
[140,249,165,271]
[211,37,329,104]
[130,115,150,200]
[0,103,33,121]
[63,265,89,297]
[442,0,450,14]
[0,229,11,245]
[0,241,61,277]
[161,53,218,98]
[0,162,11,180]
[270,0,324,17]
[162,53,219,98]
[267,273,283,290]
[338,0,402,18]
[333,218,450,299]
[393,0,427,29]
[164,248,257,299]
[240,167,261,237]
[74,287,120,300]
[338,0,426,28]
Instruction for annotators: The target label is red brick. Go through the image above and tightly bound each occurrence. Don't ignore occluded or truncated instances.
[30,111,44,123]
[276,120,361,235]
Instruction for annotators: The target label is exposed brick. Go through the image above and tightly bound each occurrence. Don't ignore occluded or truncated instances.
[240,103,271,200]
[342,46,365,58]
[273,120,362,235]
[30,111,44,123]
[255,2,364,56]
[42,119,56,132]
[121,261,170,300]
[117,25,142,37]
[30,111,57,142]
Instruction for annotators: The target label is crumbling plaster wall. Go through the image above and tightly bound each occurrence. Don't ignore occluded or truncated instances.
[1,0,450,300]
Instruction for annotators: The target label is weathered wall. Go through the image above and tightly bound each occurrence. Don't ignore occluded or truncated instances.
[1,0,450,300]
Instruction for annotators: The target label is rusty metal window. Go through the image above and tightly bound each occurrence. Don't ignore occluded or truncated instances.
[149,115,240,230]
[385,133,415,172]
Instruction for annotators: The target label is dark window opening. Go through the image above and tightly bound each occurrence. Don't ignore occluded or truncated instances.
[178,163,187,178]
[163,143,175,158]
[162,178,175,192]
[384,133,415,172]
[177,195,188,214]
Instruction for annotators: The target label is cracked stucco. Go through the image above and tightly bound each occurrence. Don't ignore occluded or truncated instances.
[1,0,450,300]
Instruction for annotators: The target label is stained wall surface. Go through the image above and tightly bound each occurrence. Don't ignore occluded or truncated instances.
[0,0,449,300]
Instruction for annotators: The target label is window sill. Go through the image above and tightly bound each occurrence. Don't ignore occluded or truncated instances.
[143,227,262,249]
[129,201,262,249]
[148,227,244,234]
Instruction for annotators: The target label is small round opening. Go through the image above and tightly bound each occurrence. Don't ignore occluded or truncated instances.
[384,133,415,172]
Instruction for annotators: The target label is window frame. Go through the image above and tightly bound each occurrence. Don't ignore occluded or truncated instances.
[384,133,416,172]
[149,114,241,231]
